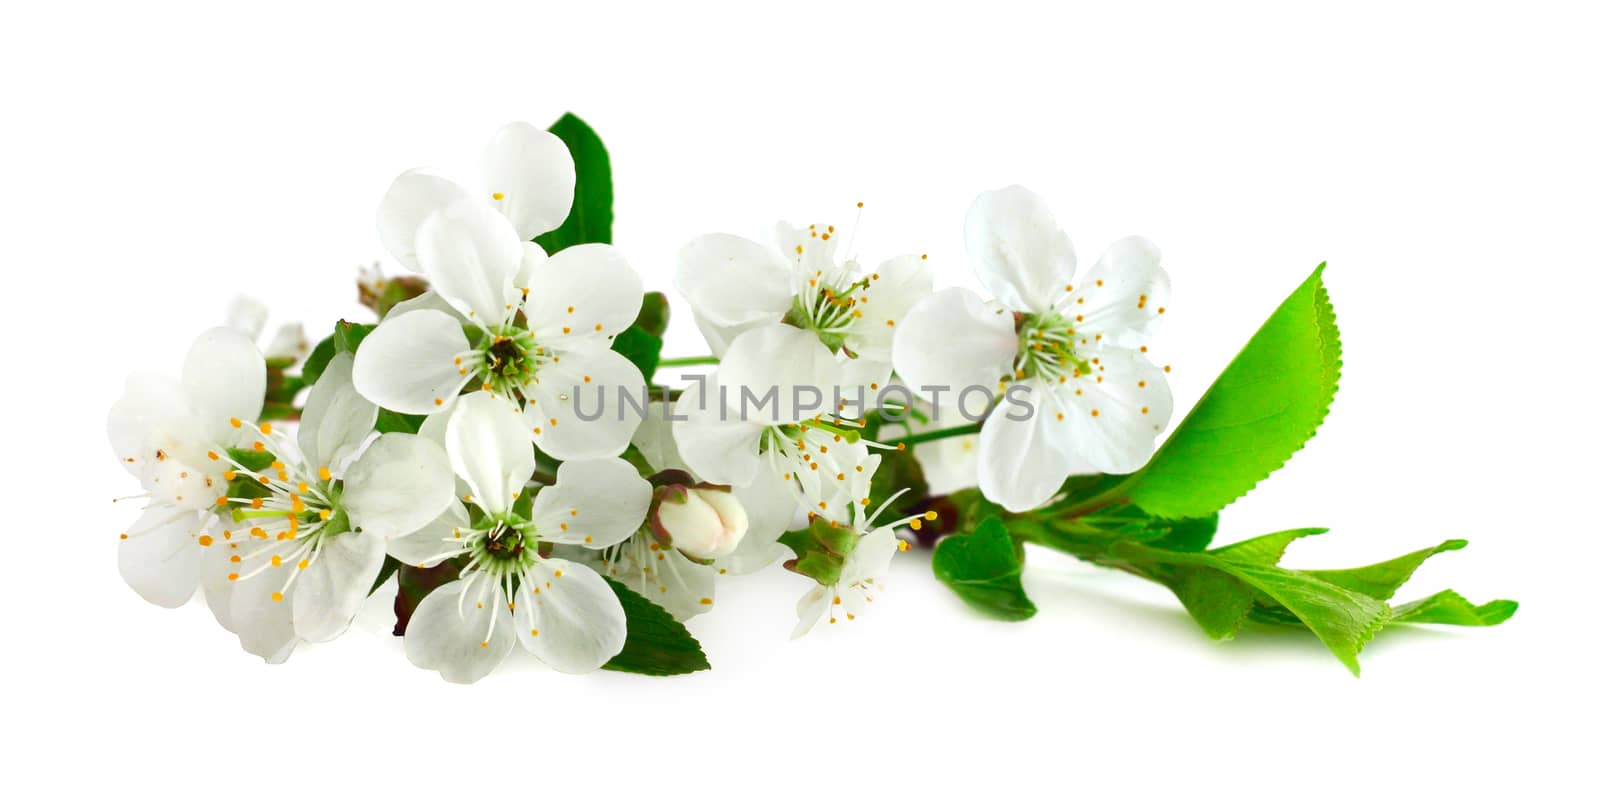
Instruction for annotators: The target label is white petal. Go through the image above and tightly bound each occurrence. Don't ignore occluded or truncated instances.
[1058,346,1173,474]
[523,243,643,341]
[1072,236,1171,346]
[352,309,471,415]
[522,346,644,461]
[533,458,651,548]
[225,296,268,340]
[482,122,575,240]
[671,374,766,487]
[389,501,470,567]
[965,185,1076,313]
[721,461,799,574]
[385,289,466,322]
[850,526,899,580]
[848,254,935,360]
[513,560,625,674]
[976,382,1075,512]
[377,171,471,272]
[646,551,716,621]
[297,352,378,473]
[689,309,769,359]
[229,565,298,663]
[118,506,206,608]
[891,288,1016,401]
[717,324,841,425]
[674,233,794,326]
[415,198,524,326]
[513,241,547,292]
[107,372,192,475]
[342,433,456,539]
[791,585,830,638]
[263,322,309,362]
[404,578,515,684]
[292,530,386,642]
[181,326,265,436]
[631,400,688,473]
[445,392,534,516]
[201,542,240,632]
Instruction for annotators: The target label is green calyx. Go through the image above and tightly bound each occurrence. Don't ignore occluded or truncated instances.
[1014,311,1090,382]
[779,516,860,587]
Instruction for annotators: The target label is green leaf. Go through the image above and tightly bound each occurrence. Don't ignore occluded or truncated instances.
[301,335,336,385]
[1211,527,1328,565]
[932,517,1037,621]
[226,447,276,471]
[333,320,375,354]
[612,325,663,384]
[1116,265,1341,518]
[1301,539,1466,600]
[375,409,426,434]
[1391,590,1518,626]
[636,291,670,337]
[368,555,401,596]
[532,113,612,253]
[602,578,710,676]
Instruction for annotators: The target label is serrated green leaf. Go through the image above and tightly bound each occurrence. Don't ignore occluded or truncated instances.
[375,409,426,434]
[1302,539,1466,600]
[602,577,710,676]
[932,517,1037,621]
[612,326,663,384]
[1390,590,1518,626]
[1145,513,1220,552]
[1116,265,1341,518]
[533,113,612,253]
[1211,527,1328,565]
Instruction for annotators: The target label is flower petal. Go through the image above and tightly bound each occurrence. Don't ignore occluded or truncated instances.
[849,254,935,360]
[225,296,268,340]
[1071,236,1171,346]
[182,326,265,436]
[341,433,456,540]
[721,460,799,574]
[689,310,769,359]
[415,198,524,326]
[482,121,575,240]
[297,352,378,474]
[533,458,651,548]
[352,309,471,415]
[385,289,466,322]
[630,400,689,472]
[291,530,386,643]
[522,345,644,461]
[717,324,841,424]
[892,288,1016,401]
[388,501,470,567]
[107,372,192,475]
[674,233,794,327]
[229,565,298,663]
[445,392,534,516]
[513,559,626,674]
[671,374,766,487]
[377,171,471,272]
[118,506,207,608]
[976,382,1075,512]
[965,185,1076,313]
[791,585,829,638]
[523,243,643,341]
[404,579,516,684]
[1058,346,1173,473]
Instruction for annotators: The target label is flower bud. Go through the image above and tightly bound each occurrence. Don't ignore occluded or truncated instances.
[652,485,749,560]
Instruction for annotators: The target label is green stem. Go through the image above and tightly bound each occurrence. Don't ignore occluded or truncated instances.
[658,355,719,367]
[886,421,982,448]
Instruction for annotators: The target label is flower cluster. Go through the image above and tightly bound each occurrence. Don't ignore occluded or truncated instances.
[109,116,1513,681]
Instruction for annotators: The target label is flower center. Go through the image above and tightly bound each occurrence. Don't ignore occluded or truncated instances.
[786,267,868,353]
[460,517,541,576]
[1012,310,1090,385]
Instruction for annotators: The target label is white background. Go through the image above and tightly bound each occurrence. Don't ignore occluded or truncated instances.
[3,1,1595,792]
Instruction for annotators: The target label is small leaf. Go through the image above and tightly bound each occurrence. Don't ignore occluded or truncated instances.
[533,113,612,253]
[333,320,375,354]
[1391,590,1518,626]
[612,326,663,384]
[1302,539,1467,600]
[368,555,401,596]
[1114,265,1342,518]
[375,409,426,434]
[932,517,1037,621]
[301,335,336,385]
[602,577,710,676]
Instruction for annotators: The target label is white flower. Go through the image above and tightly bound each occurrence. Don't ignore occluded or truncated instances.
[226,296,308,363]
[789,464,922,638]
[654,486,748,560]
[671,324,884,573]
[108,326,264,608]
[353,122,646,461]
[893,185,1174,512]
[388,393,651,682]
[675,219,933,395]
[210,353,456,662]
